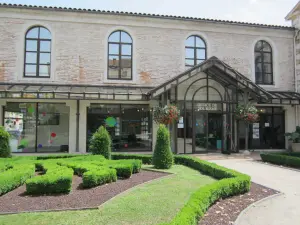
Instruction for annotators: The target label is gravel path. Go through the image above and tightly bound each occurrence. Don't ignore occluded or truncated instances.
[199,182,279,225]
[209,159,300,225]
[0,170,168,213]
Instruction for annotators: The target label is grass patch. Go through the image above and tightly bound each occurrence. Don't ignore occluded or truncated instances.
[0,165,216,225]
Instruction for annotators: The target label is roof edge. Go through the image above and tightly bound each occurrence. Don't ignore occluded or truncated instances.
[0,3,294,30]
[285,1,300,20]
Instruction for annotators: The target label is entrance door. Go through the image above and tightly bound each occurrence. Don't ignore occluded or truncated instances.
[193,112,223,153]
[249,107,285,149]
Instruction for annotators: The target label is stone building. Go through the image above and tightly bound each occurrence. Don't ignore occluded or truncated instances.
[0,2,300,154]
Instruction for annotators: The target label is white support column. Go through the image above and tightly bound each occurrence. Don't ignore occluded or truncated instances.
[78,101,90,153]
[0,100,6,126]
[66,101,77,153]
[285,105,297,149]
[150,100,159,152]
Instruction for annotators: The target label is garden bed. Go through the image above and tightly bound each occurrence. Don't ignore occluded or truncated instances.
[199,182,279,225]
[0,170,168,214]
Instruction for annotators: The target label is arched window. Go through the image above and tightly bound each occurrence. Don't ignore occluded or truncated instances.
[108,30,133,80]
[24,26,51,77]
[255,40,273,85]
[185,35,206,68]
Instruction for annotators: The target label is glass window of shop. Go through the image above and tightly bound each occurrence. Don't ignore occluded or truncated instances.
[3,102,69,153]
[87,104,152,152]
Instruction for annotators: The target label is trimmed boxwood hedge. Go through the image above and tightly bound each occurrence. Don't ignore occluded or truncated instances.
[112,153,152,164]
[109,153,250,225]
[26,162,73,195]
[260,152,300,168]
[0,164,35,196]
[58,161,119,188]
[36,154,78,160]
[82,168,117,188]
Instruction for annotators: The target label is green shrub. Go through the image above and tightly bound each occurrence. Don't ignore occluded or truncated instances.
[107,159,141,174]
[152,124,173,169]
[37,154,78,160]
[112,153,152,164]
[82,168,117,188]
[260,152,300,168]
[58,161,100,176]
[0,164,35,196]
[89,126,112,159]
[110,164,133,178]
[0,126,11,158]
[26,162,73,195]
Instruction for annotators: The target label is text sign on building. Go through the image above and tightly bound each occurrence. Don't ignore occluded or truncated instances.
[196,103,217,111]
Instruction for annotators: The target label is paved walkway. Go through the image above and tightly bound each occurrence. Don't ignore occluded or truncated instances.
[209,159,300,225]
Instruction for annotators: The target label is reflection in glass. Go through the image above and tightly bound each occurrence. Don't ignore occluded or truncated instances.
[185,35,206,67]
[121,31,132,43]
[255,40,273,84]
[26,40,37,51]
[26,28,39,38]
[40,41,51,52]
[24,26,51,77]
[108,30,132,80]
[87,104,151,152]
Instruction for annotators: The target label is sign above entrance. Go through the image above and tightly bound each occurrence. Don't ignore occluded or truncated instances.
[196,103,218,111]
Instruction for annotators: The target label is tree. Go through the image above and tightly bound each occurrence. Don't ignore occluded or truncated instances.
[152,124,173,169]
[0,126,11,158]
[89,126,111,159]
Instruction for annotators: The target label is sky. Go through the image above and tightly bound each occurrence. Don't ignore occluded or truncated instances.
[0,0,298,26]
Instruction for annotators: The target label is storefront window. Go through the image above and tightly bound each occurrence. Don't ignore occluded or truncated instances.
[87,104,151,152]
[4,102,69,153]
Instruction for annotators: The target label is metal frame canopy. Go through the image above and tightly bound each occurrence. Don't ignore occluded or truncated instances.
[0,83,152,101]
[148,56,273,102]
[267,91,300,105]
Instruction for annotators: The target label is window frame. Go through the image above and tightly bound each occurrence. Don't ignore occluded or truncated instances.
[107,30,133,80]
[254,40,273,85]
[24,26,52,78]
[185,35,207,68]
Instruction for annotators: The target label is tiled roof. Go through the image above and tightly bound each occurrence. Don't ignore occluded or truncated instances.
[0,3,294,30]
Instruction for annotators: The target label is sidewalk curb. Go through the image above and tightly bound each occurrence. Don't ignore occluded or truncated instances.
[234,192,284,225]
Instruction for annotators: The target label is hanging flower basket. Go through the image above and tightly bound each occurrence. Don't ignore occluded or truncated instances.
[235,104,259,123]
[153,105,180,125]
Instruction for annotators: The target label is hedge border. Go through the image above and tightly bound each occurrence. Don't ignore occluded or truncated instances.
[260,152,300,168]
[0,164,35,196]
[111,153,250,225]
[26,162,73,195]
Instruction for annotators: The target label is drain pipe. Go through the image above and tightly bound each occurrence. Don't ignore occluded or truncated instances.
[294,29,300,126]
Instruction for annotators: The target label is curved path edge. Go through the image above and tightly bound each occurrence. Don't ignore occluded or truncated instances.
[234,192,284,225]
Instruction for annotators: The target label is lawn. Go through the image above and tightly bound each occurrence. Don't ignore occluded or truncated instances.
[0,165,216,225]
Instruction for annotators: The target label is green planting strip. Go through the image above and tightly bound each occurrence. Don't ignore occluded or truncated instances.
[260,152,300,168]
[26,162,73,195]
[58,161,117,188]
[0,164,35,196]
[111,153,251,225]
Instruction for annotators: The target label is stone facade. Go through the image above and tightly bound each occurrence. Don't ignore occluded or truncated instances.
[0,7,295,91]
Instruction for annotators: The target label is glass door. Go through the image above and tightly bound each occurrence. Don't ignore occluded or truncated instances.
[4,103,37,153]
[194,112,207,152]
[193,112,223,153]
[207,113,223,150]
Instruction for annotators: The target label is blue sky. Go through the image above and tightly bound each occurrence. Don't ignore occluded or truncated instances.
[0,0,298,25]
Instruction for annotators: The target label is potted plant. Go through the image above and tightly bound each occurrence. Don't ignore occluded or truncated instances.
[153,105,180,125]
[235,104,259,123]
[285,126,300,152]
